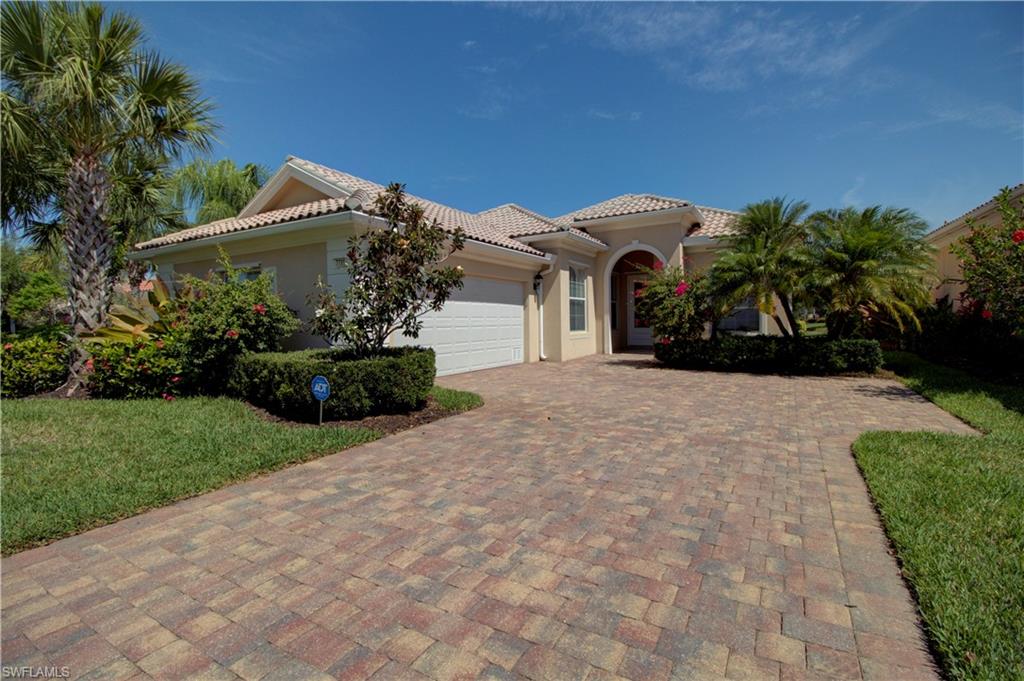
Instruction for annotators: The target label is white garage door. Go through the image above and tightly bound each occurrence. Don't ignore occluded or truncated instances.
[393,277,524,376]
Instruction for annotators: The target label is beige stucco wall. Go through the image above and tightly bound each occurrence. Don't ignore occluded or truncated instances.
[928,222,971,307]
[261,178,332,212]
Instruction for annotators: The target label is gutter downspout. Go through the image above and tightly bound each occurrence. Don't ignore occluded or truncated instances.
[534,258,557,361]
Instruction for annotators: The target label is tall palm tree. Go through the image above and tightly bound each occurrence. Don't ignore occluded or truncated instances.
[710,197,810,337]
[803,206,935,339]
[170,158,270,225]
[1,2,215,392]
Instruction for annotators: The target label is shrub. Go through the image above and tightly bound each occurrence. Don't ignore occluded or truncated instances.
[1,336,69,397]
[308,183,465,357]
[632,265,712,342]
[177,257,300,390]
[86,337,185,399]
[230,346,435,421]
[655,335,882,375]
[6,271,65,327]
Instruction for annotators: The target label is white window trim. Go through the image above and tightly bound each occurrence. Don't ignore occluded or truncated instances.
[216,262,278,292]
[568,265,588,333]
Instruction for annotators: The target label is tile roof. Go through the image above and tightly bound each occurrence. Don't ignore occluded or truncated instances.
[135,157,739,254]
[555,193,691,225]
[136,158,546,256]
[689,205,742,238]
[478,203,608,248]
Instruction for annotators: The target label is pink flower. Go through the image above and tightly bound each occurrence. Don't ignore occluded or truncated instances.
[85,358,94,371]
[253,303,267,315]
[633,287,645,298]
[155,339,165,349]
[171,375,181,383]
[138,280,154,292]
[2,343,12,351]
[674,281,690,296]
[652,260,664,271]
[162,393,175,401]
[1013,229,1024,244]
[226,329,239,339]
[981,309,993,320]
[659,337,671,345]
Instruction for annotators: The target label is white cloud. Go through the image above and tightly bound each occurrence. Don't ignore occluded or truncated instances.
[514,4,915,92]
[461,40,478,49]
[587,109,642,122]
[842,176,866,207]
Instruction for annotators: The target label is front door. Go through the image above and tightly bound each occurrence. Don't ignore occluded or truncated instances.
[627,275,652,346]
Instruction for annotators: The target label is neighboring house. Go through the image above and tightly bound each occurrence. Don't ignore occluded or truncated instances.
[133,157,774,376]
[925,183,1024,308]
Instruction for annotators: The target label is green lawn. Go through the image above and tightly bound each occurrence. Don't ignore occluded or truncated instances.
[853,352,1023,681]
[1,386,480,555]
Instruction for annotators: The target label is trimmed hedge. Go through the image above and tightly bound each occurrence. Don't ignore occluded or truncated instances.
[229,346,435,421]
[654,335,882,375]
[1,336,69,397]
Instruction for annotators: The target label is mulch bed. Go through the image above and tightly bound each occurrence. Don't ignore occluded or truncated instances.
[245,396,457,435]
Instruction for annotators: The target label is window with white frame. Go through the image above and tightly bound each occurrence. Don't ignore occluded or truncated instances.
[569,266,587,332]
[218,264,277,291]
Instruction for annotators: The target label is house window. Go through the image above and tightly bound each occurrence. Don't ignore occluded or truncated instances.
[610,275,618,331]
[220,264,277,291]
[717,296,759,333]
[569,266,587,332]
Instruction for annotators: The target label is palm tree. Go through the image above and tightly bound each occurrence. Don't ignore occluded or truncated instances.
[170,158,270,225]
[1,2,215,392]
[710,197,810,337]
[803,206,935,339]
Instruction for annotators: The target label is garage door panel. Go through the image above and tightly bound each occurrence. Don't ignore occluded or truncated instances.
[392,277,524,376]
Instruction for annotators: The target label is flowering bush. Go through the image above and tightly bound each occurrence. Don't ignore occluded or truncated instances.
[632,265,712,343]
[951,187,1024,335]
[308,183,465,358]
[86,337,185,399]
[175,253,300,391]
[1,336,69,397]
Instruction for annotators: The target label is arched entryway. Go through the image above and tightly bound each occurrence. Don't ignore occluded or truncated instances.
[603,243,668,354]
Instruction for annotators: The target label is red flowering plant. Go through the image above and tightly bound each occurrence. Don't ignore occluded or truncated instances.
[631,264,712,345]
[951,187,1024,335]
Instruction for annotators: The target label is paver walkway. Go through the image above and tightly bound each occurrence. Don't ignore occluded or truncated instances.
[2,354,973,681]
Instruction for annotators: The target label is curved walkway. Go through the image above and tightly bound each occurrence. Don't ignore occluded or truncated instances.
[1,355,972,680]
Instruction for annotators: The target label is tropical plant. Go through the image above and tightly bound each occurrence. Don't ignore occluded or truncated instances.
[86,336,185,399]
[170,158,271,225]
[632,265,712,342]
[84,278,187,343]
[708,198,810,337]
[308,183,466,357]
[803,206,934,339]
[1,1,215,393]
[950,187,1024,335]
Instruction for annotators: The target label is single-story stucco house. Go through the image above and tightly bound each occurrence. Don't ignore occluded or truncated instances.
[925,183,1024,308]
[133,157,776,376]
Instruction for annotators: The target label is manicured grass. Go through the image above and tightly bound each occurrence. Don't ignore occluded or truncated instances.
[853,352,1023,681]
[2,387,482,555]
[431,385,484,412]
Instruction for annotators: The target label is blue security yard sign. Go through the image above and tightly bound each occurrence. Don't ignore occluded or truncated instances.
[311,375,330,425]
[311,375,330,401]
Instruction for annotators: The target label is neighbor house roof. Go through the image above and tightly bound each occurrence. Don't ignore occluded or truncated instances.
[925,182,1024,241]
[135,157,739,254]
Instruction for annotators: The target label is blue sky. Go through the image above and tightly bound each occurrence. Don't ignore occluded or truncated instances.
[128,2,1023,229]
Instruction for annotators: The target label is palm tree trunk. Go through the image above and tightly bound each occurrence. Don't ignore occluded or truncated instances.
[773,314,792,337]
[62,152,113,395]
[779,295,801,338]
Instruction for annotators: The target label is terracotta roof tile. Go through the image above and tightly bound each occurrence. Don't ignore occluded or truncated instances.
[689,205,742,238]
[136,158,545,256]
[555,193,691,225]
[478,203,608,248]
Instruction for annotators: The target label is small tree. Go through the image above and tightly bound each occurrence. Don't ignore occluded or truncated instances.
[632,265,712,343]
[308,183,465,357]
[951,188,1024,336]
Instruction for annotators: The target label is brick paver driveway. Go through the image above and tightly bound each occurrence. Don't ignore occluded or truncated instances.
[2,355,973,681]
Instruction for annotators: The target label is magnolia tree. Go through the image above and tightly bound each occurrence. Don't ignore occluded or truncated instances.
[951,187,1024,335]
[308,183,466,357]
[632,263,713,343]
